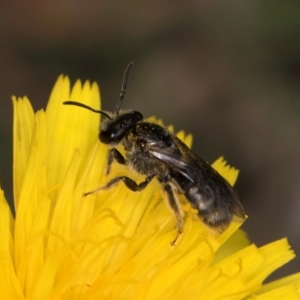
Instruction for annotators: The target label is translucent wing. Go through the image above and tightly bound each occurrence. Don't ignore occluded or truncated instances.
[146,136,246,220]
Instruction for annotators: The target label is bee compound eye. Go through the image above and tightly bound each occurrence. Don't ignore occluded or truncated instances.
[99,131,114,144]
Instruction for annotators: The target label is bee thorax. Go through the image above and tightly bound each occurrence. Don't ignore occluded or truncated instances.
[129,149,166,175]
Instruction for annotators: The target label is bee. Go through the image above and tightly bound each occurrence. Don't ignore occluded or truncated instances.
[63,63,246,244]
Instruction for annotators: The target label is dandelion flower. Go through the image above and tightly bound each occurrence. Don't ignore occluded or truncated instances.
[0,74,299,299]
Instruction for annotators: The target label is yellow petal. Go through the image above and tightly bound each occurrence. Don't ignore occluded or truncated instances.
[255,273,300,299]
[31,258,57,300]
[12,96,35,209]
[0,189,23,299]
[212,156,239,186]
[45,76,100,193]
[13,110,47,295]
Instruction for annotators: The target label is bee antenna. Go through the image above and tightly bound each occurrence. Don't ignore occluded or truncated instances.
[63,101,111,119]
[116,62,134,114]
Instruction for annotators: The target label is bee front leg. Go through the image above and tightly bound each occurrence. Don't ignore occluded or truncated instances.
[84,174,156,196]
[106,148,126,175]
[164,183,184,246]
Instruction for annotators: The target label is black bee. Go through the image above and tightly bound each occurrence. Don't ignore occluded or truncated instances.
[63,63,246,244]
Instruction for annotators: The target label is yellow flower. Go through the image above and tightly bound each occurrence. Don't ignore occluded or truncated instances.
[1,75,299,299]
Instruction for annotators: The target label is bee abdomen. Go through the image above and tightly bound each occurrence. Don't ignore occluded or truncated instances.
[186,186,232,232]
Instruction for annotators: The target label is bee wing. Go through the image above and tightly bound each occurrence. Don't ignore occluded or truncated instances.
[147,136,209,183]
[147,137,246,220]
[146,142,196,183]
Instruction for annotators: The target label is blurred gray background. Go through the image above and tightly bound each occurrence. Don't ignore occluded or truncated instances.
[0,1,299,280]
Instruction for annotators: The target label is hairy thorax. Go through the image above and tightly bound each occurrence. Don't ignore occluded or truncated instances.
[127,147,166,176]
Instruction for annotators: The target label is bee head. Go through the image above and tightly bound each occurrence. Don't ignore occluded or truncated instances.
[63,62,143,145]
[99,109,143,145]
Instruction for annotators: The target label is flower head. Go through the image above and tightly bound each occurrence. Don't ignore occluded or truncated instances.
[1,75,299,299]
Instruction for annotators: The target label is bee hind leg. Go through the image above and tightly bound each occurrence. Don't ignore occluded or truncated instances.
[164,183,184,246]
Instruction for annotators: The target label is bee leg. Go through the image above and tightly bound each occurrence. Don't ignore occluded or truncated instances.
[106,148,126,175]
[84,174,156,196]
[164,183,184,246]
